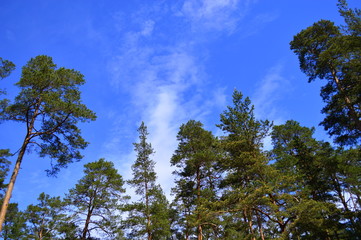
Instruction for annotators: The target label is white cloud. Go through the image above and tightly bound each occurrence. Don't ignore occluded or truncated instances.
[253,64,290,122]
[106,0,265,196]
[181,0,246,33]
[252,64,292,150]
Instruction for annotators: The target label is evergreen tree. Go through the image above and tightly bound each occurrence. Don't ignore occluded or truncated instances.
[126,122,171,240]
[0,57,15,120]
[290,0,361,145]
[171,120,220,240]
[271,120,342,239]
[25,192,67,240]
[0,150,11,195]
[65,158,126,240]
[0,57,15,80]
[0,55,96,231]
[216,90,272,240]
[1,203,27,240]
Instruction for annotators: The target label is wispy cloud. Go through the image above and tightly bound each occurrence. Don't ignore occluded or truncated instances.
[252,64,292,150]
[180,0,260,34]
[107,0,266,195]
[252,64,290,124]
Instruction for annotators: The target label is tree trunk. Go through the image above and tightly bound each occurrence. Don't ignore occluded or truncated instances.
[0,98,40,233]
[38,228,43,240]
[256,211,265,240]
[145,182,152,240]
[82,205,94,240]
[197,225,203,240]
[197,168,203,240]
[0,138,30,232]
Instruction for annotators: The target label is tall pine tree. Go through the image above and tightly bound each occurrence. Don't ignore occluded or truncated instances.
[171,120,220,240]
[126,122,171,240]
[217,90,272,240]
[290,0,361,145]
[65,158,126,240]
[0,55,96,231]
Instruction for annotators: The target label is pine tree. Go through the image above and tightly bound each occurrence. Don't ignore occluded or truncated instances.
[65,158,126,240]
[25,192,67,240]
[0,150,11,195]
[171,120,221,240]
[0,203,27,240]
[0,58,15,80]
[216,90,272,240]
[270,120,341,239]
[126,122,171,240]
[0,55,96,231]
[290,0,361,145]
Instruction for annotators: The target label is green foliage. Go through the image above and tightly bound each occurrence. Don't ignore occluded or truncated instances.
[290,0,361,145]
[1,203,27,240]
[1,17,360,238]
[126,122,171,240]
[217,90,272,185]
[215,90,273,239]
[25,192,68,239]
[171,120,220,239]
[128,122,157,195]
[2,55,97,175]
[0,149,11,195]
[0,57,15,118]
[0,58,15,80]
[65,158,126,239]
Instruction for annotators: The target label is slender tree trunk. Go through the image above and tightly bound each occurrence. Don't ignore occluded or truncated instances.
[145,182,152,240]
[185,208,190,240]
[0,138,30,232]
[244,209,256,240]
[198,225,203,240]
[0,98,40,233]
[197,168,203,240]
[38,228,43,240]
[256,211,265,240]
[332,176,357,229]
[82,205,94,240]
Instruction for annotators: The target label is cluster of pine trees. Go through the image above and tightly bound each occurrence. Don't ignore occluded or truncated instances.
[0,0,360,239]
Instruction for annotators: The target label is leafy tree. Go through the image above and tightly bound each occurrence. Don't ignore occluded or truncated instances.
[0,55,96,231]
[126,122,171,240]
[25,192,68,239]
[290,0,361,145]
[216,90,272,240]
[65,158,127,240]
[171,120,220,240]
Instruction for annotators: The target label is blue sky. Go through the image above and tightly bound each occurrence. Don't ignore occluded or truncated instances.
[1,0,359,209]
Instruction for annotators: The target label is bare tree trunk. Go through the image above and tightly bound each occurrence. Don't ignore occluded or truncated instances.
[0,98,40,233]
[0,138,29,232]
